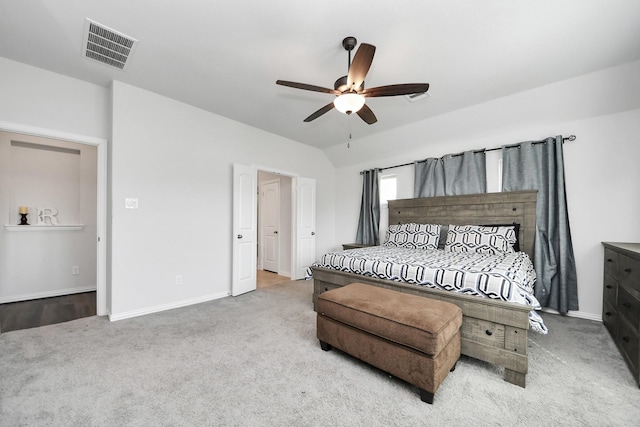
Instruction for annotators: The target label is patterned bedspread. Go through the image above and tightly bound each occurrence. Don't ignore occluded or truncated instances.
[307,246,547,334]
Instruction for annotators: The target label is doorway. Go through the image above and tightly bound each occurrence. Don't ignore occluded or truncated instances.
[0,123,107,318]
[257,171,292,287]
[232,164,316,296]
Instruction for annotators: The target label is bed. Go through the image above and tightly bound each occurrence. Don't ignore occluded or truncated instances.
[310,190,540,387]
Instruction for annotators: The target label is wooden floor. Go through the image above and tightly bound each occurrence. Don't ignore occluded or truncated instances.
[0,292,96,333]
[257,269,291,288]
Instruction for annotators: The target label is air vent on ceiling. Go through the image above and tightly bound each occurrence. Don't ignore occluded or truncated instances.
[404,91,432,103]
[82,18,138,70]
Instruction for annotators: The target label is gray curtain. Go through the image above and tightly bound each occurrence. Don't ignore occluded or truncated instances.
[413,158,444,197]
[502,136,578,312]
[414,150,486,197]
[355,168,380,246]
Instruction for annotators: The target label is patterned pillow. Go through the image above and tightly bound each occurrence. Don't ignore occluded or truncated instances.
[383,223,441,250]
[445,224,517,254]
[481,223,521,252]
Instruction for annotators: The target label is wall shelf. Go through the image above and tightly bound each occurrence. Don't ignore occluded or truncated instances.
[4,225,84,231]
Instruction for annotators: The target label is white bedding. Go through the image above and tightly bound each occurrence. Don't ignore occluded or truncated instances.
[307,246,547,334]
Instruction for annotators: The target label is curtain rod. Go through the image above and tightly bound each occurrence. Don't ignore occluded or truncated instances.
[363,135,576,174]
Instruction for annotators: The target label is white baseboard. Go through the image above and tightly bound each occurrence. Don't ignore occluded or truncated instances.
[541,307,602,322]
[108,291,230,322]
[0,286,97,304]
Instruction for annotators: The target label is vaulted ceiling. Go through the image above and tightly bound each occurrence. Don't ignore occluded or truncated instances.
[1,0,639,150]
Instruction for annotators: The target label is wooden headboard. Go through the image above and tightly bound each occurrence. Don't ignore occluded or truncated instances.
[388,190,537,260]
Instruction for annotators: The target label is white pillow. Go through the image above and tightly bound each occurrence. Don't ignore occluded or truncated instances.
[383,223,441,250]
[445,224,517,254]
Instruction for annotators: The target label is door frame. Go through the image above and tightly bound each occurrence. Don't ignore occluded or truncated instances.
[0,121,108,316]
[255,165,297,280]
[251,164,308,280]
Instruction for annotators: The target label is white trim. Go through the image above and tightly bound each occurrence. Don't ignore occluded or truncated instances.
[0,121,108,317]
[278,269,292,278]
[0,121,106,146]
[541,307,602,322]
[5,225,84,231]
[108,291,229,322]
[0,286,96,304]
[252,164,299,178]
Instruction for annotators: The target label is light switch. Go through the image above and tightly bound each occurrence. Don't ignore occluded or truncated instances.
[125,198,139,209]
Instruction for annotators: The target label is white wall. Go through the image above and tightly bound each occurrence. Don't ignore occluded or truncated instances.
[110,81,335,319]
[0,57,110,139]
[329,60,640,321]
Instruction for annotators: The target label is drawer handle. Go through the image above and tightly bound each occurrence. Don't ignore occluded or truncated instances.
[607,258,613,263]
[605,311,612,316]
[624,268,632,273]
[622,302,631,309]
[485,329,493,336]
[605,285,612,289]
[622,336,630,343]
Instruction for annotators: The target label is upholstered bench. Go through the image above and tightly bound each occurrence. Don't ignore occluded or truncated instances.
[316,282,462,404]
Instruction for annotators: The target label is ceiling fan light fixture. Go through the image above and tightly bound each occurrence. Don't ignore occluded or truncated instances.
[333,93,365,115]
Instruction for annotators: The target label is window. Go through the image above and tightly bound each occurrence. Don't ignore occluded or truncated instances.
[380,174,397,205]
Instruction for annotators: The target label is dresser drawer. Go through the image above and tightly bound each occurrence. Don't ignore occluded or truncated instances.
[617,316,639,375]
[602,300,617,338]
[604,248,619,280]
[618,286,640,331]
[619,254,640,294]
[603,275,618,308]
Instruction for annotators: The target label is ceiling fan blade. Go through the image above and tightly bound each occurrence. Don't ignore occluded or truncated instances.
[356,104,377,125]
[347,43,376,91]
[276,80,340,95]
[303,102,335,122]
[362,83,429,98]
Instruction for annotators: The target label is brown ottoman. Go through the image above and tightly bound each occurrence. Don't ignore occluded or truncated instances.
[316,282,462,404]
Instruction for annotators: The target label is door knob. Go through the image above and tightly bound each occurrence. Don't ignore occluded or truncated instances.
[311,232,316,236]
[237,234,243,239]
[274,231,278,234]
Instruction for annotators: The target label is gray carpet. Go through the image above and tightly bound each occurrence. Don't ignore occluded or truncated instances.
[1,280,638,426]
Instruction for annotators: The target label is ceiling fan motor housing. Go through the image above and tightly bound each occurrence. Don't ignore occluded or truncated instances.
[334,75,364,93]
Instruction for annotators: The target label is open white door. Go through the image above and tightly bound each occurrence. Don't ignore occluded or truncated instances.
[293,177,316,280]
[260,179,280,273]
[232,163,257,296]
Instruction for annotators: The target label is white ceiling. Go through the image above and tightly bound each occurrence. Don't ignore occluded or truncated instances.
[2,0,640,150]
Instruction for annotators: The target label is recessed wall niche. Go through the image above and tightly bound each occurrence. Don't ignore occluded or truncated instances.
[10,139,82,225]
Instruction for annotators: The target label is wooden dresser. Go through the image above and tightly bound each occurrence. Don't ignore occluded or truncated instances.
[602,242,640,387]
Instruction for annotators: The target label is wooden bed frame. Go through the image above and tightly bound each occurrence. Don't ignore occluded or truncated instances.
[312,190,538,387]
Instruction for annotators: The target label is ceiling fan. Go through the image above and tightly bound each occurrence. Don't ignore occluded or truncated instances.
[276,36,429,125]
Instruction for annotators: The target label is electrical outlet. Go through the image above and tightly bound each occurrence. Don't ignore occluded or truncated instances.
[176,275,183,286]
[72,266,80,275]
